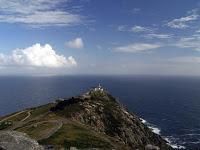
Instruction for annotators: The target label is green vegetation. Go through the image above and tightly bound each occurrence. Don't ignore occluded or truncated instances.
[90,91,107,101]
[0,121,12,130]
[59,104,84,118]
[30,103,55,119]
[6,111,29,122]
[102,98,123,136]
[39,123,113,149]
[53,100,84,118]
[17,121,57,140]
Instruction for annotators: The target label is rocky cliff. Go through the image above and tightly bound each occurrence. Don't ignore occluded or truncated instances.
[50,87,171,149]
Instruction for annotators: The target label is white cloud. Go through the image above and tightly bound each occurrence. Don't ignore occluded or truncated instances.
[65,38,84,49]
[114,43,162,53]
[0,0,82,27]
[119,25,172,40]
[175,36,200,51]
[0,43,77,68]
[144,33,172,39]
[167,14,199,29]
[131,25,153,33]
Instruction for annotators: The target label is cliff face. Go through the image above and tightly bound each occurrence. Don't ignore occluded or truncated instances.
[51,88,171,149]
[0,87,172,150]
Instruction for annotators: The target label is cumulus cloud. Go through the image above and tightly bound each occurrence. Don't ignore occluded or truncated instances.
[114,43,162,53]
[131,25,153,33]
[0,43,77,68]
[0,0,82,27]
[65,38,84,49]
[167,13,199,29]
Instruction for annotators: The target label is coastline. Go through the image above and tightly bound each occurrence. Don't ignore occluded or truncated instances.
[140,118,185,149]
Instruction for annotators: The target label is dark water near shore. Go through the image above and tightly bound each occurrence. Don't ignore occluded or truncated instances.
[0,75,200,149]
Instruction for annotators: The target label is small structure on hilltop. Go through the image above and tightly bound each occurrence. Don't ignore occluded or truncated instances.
[82,84,105,99]
[94,83,104,92]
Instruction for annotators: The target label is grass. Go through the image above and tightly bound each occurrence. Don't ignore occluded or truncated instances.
[39,123,113,149]
[0,103,55,124]
[6,111,29,122]
[30,103,55,118]
[54,102,84,118]
[16,121,57,140]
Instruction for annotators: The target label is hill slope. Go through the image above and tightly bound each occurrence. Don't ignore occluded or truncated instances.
[0,86,172,150]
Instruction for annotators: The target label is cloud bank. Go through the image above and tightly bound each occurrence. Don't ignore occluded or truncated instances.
[0,0,82,27]
[0,43,77,68]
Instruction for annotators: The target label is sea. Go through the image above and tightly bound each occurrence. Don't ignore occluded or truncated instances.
[0,75,200,149]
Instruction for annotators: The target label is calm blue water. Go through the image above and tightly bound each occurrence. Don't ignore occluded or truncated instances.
[0,75,200,149]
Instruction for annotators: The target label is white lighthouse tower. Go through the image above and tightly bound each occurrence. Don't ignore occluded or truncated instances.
[94,83,104,92]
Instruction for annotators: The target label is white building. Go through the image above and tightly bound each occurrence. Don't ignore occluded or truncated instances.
[94,83,104,92]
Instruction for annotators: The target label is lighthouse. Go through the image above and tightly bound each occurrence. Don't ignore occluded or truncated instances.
[94,83,104,92]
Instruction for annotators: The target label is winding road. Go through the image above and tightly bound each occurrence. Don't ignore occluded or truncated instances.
[0,110,32,123]
[0,111,26,123]
[21,111,32,122]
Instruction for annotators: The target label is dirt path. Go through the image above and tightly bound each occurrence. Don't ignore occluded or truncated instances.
[0,111,26,123]
[21,110,32,122]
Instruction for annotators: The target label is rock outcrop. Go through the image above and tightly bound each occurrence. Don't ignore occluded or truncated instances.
[0,131,43,150]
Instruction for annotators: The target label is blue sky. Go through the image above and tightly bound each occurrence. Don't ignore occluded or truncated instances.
[1,0,200,75]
